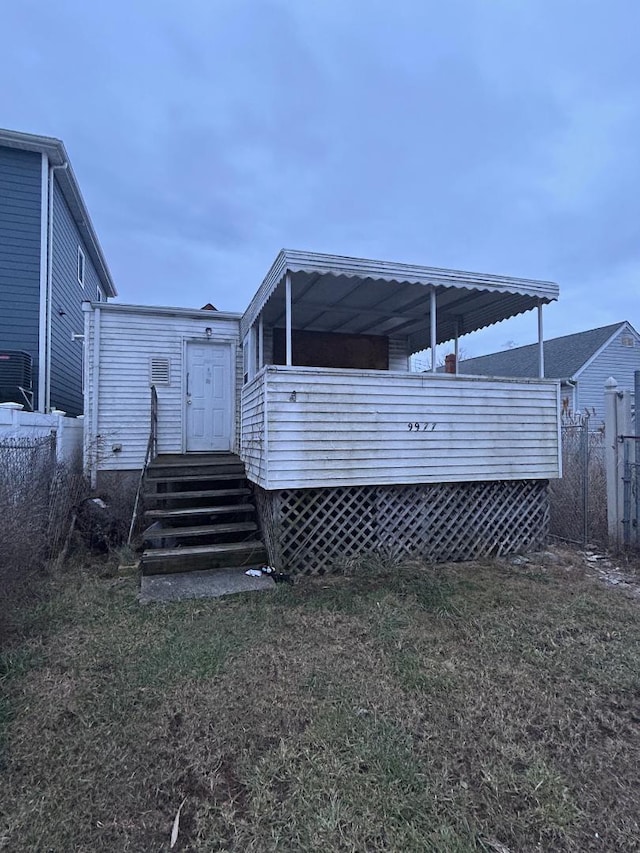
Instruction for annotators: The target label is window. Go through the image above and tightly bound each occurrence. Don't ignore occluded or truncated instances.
[621,335,635,348]
[77,247,85,287]
[150,356,171,386]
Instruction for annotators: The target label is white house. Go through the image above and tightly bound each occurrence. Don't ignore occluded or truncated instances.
[83,250,561,574]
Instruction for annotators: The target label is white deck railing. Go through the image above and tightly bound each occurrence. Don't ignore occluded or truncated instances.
[241,366,561,491]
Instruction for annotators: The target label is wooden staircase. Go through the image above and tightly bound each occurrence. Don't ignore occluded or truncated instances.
[140,453,267,575]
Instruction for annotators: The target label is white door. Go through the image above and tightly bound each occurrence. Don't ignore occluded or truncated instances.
[185,341,233,451]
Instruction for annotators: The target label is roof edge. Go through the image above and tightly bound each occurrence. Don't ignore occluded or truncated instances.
[84,300,242,322]
[241,249,558,339]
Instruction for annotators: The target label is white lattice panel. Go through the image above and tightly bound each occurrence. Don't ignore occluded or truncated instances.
[257,480,549,575]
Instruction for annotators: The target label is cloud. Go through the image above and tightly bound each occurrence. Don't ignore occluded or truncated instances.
[0,0,638,351]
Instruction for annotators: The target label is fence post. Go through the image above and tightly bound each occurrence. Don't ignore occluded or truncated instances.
[605,378,621,548]
[635,371,640,548]
[49,429,57,478]
[604,378,632,549]
[582,416,589,546]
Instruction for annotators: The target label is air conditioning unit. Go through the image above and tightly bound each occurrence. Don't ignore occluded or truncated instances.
[0,350,33,409]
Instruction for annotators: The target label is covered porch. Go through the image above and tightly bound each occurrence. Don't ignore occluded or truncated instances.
[240,249,556,380]
[239,250,560,492]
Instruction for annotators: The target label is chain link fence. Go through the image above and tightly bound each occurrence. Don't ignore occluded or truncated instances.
[0,433,87,638]
[549,414,607,547]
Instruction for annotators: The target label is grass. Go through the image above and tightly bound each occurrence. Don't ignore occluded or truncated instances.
[1,550,639,852]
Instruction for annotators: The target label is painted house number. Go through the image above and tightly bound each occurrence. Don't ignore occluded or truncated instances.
[408,422,437,431]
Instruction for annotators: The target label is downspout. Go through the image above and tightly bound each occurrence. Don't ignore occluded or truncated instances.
[91,305,101,488]
[38,154,49,411]
[81,302,92,477]
[45,161,69,411]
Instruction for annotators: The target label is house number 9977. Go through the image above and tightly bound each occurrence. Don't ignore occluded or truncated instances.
[408,422,436,431]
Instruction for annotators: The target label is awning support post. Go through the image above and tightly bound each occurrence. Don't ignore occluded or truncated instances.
[454,317,459,375]
[285,272,292,366]
[258,313,264,368]
[430,287,437,373]
[537,300,544,378]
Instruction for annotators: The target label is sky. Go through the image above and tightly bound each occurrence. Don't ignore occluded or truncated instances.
[1,0,639,358]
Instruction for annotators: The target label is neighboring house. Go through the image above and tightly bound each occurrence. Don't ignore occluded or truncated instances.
[458,321,640,425]
[0,129,116,416]
[83,250,562,573]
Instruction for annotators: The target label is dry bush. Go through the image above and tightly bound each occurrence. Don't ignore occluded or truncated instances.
[87,471,140,548]
[0,436,87,641]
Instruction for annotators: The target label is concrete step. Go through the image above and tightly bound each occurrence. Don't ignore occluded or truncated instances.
[144,521,257,540]
[144,487,251,502]
[139,568,275,603]
[144,503,255,520]
[141,541,268,575]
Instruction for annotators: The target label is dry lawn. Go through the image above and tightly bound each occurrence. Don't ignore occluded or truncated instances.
[1,549,639,852]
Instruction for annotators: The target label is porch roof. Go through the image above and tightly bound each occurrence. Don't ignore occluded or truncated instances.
[240,250,559,354]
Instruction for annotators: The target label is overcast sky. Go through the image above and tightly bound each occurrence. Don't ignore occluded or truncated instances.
[1,0,639,357]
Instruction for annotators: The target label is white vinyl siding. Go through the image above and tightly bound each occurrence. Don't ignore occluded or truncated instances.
[85,307,241,472]
[241,366,561,490]
[240,368,266,484]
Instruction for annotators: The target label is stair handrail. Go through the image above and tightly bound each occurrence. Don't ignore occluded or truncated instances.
[127,385,158,546]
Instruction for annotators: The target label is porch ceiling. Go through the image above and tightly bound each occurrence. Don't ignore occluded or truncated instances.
[240,250,559,353]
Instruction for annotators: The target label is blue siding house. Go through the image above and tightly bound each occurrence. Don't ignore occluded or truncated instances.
[0,129,116,416]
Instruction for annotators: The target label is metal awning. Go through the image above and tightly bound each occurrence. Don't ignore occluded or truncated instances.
[240,249,558,355]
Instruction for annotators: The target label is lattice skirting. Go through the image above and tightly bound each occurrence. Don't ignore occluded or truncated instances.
[255,480,549,575]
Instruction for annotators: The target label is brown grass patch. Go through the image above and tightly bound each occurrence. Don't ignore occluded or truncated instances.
[1,549,639,851]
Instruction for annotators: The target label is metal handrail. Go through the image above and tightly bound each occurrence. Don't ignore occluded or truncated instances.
[127,385,158,545]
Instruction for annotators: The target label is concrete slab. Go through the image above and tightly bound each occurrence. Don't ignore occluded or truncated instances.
[139,568,275,604]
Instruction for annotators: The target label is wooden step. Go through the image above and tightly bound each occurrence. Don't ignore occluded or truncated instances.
[149,455,244,468]
[144,521,257,540]
[146,471,247,484]
[148,463,245,476]
[144,503,255,520]
[153,453,240,464]
[141,541,268,575]
[144,487,251,502]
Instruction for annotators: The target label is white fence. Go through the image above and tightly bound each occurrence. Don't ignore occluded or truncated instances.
[0,408,83,464]
[604,377,640,550]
